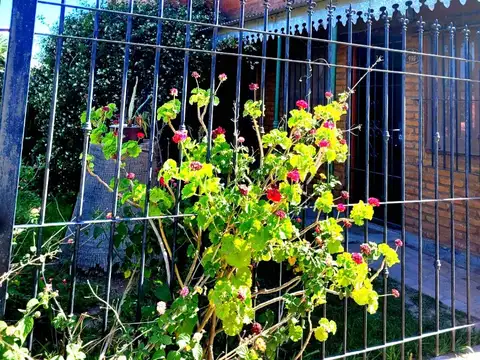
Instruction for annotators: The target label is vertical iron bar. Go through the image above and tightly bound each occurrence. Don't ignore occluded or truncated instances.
[171,0,194,289]
[381,11,390,360]
[306,0,314,107]
[400,15,409,360]
[69,0,101,314]
[273,34,281,129]
[343,5,354,358]
[431,19,441,357]
[283,0,293,127]
[326,0,335,94]
[32,2,66,342]
[0,0,38,316]
[462,25,471,347]
[136,0,165,321]
[417,17,425,360]
[442,32,447,168]
[233,0,246,161]
[448,23,456,352]
[363,10,373,360]
[103,0,134,332]
[259,0,269,130]
[207,0,220,160]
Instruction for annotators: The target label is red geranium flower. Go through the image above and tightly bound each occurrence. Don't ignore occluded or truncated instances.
[238,184,249,196]
[340,139,347,145]
[191,71,200,79]
[343,219,352,228]
[352,252,363,265]
[275,210,286,219]
[392,289,400,298]
[249,83,259,91]
[337,203,346,212]
[296,99,308,110]
[287,169,300,182]
[266,187,282,203]
[170,88,178,96]
[319,139,330,148]
[360,243,371,255]
[172,130,188,144]
[341,191,349,199]
[126,172,135,180]
[323,121,335,129]
[325,91,333,99]
[212,126,226,139]
[137,132,145,139]
[368,197,380,207]
[238,136,245,144]
[190,161,203,171]
[159,177,166,187]
[395,239,403,247]
[218,73,227,82]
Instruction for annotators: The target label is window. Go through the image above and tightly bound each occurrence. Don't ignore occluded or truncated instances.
[425,28,480,161]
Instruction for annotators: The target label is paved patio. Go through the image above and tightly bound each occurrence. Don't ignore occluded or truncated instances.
[306,210,480,318]
[344,222,480,317]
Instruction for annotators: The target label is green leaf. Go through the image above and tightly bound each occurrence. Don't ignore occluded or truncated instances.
[182,183,197,199]
[314,326,329,342]
[26,298,39,311]
[350,201,374,226]
[289,324,303,342]
[191,343,203,360]
[378,243,400,267]
[154,282,172,301]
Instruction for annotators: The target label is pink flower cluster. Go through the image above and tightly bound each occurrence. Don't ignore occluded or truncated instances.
[172,130,188,144]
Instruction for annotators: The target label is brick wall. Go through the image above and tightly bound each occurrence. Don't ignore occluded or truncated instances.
[402,34,480,254]
[262,36,480,254]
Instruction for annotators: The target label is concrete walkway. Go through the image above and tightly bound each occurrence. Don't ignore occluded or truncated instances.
[306,209,480,318]
[345,222,480,317]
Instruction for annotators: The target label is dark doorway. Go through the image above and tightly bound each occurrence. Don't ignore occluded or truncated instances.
[350,28,404,226]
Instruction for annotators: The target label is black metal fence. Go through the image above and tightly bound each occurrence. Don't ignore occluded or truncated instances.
[0,0,479,359]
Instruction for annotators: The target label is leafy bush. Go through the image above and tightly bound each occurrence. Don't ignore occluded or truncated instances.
[2,72,403,359]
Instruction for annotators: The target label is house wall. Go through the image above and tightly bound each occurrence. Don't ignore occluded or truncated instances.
[261,33,480,254]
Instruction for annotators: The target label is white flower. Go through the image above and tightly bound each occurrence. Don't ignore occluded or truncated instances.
[193,332,203,342]
[156,301,167,315]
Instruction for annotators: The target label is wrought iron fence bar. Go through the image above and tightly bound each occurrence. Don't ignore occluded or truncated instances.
[343,5,354,359]
[36,0,480,65]
[363,11,373,359]
[206,0,220,160]
[417,17,425,360]
[32,32,480,84]
[0,0,38,317]
[136,0,165,321]
[400,15,408,360]
[283,0,293,128]
[259,0,269,130]
[69,0,100,314]
[171,0,194,291]
[431,19,441,357]
[322,323,478,360]
[103,0,134,331]
[381,11,390,360]
[30,1,66,346]
[448,22,456,352]
[306,0,314,108]
[233,0,246,171]
[463,25,472,347]
[12,194,480,228]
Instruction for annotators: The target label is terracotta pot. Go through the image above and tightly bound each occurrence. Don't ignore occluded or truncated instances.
[109,124,145,142]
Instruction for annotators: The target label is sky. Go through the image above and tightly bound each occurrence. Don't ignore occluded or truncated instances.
[0,0,87,64]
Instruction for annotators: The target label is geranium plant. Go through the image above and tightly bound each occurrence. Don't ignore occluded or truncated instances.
[79,71,402,359]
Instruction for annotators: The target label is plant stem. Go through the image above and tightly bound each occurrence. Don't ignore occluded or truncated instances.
[293,311,313,360]
[252,118,264,167]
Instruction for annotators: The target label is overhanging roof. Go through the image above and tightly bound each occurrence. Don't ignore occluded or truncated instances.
[218,0,470,42]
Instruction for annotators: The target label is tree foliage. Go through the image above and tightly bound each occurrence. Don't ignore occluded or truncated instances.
[26,0,214,192]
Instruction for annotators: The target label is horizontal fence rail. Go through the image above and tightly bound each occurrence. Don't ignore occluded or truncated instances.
[0,0,479,359]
